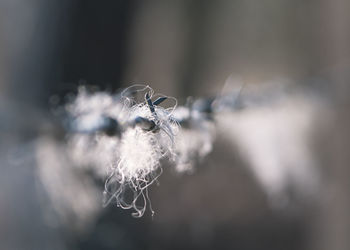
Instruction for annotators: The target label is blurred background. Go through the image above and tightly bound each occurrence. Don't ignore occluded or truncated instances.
[1,0,350,249]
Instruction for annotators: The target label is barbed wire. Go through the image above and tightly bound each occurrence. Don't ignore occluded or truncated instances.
[52,81,319,218]
[62,84,234,217]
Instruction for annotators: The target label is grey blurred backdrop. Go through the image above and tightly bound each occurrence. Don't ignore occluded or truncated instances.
[1,1,350,250]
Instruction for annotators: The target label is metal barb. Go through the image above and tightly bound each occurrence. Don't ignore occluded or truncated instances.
[145,92,155,114]
[153,96,167,106]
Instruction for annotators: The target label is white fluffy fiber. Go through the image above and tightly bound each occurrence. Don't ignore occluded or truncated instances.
[172,106,215,173]
[104,96,178,217]
[216,93,320,207]
[66,87,123,178]
[65,86,178,217]
[68,134,119,178]
[117,104,177,181]
[64,85,217,216]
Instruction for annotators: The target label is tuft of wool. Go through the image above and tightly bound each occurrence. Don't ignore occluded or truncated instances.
[103,126,164,217]
[216,94,320,207]
[66,86,123,120]
[172,106,215,173]
[66,87,124,178]
[65,85,179,216]
[103,89,178,217]
[67,134,119,178]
